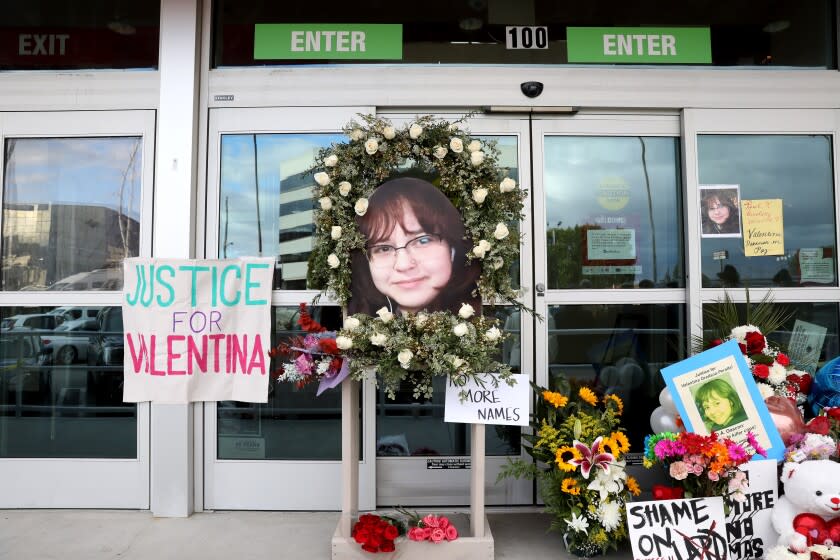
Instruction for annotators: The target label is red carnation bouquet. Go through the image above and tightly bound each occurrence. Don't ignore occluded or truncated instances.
[352,514,400,553]
[268,303,349,394]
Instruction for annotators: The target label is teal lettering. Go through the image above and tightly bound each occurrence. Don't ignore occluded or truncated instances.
[178,265,210,306]
[245,263,269,305]
[220,265,241,306]
[156,265,176,307]
[126,264,147,306]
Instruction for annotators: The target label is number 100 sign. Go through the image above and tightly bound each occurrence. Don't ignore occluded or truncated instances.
[506,26,548,50]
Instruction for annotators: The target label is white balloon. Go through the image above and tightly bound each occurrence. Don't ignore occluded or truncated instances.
[658,387,677,414]
[650,406,679,433]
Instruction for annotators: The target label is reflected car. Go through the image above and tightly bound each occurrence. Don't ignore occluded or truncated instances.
[88,306,124,366]
[0,313,60,332]
[0,333,42,392]
[39,318,99,365]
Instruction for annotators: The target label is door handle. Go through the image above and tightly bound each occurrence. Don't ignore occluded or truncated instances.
[535,282,545,297]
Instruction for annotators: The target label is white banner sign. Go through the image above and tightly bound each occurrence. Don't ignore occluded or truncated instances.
[726,459,778,559]
[122,257,274,403]
[444,373,529,426]
[627,497,728,560]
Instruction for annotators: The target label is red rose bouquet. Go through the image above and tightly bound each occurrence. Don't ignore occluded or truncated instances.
[352,514,400,553]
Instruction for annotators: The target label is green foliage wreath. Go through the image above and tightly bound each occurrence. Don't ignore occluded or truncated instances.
[307,115,528,398]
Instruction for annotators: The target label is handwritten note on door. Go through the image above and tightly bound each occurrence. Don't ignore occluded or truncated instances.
[741,199,784,257]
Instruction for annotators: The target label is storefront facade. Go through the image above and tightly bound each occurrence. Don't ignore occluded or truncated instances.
[1,1,839,516]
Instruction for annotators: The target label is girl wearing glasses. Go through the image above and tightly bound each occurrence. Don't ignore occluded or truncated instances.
[348,177,480,316]
[701,189,741,236]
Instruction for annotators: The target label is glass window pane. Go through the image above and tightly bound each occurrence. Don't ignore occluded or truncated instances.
[375,306,522,457]
[702,301,840,374]
[213,1,833,68]
[1,2,159,70]
[698,135,836,287]
[2,137,142,291]
[219,133,342,290]
[217,306,359,460]
[544,136,684,289]
[0,306,136,458]
[550,303,686,446]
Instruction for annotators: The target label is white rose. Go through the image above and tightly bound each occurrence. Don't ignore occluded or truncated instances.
[415,313,428,327]
[453,323,469,337]
[324,154,338,167]
[327,253,340,268]
[470,150,485,166]
[336,336,353,350]
[472,239,492,258]
[472,188,488,204]
[349,128,365,141]
[370,333,388,346]
[319,196,333,210]
[397,349,413,368]
[382,126,396,140]
[494,223,510,240]
[768,363,788,385]
[343,317,361,331]
[451,356,466,369]
[500,177,516,192]
[354,198,369,216]
[364,138,379,155]
[449,137,464,153]
[376,306,394,323]
[485,327,502,342]
[338,181,352,197]
[314,172,331,187]
[409,123,423,139]
[330,226,342,240]
[433,145,448,160]
[467,140,482,153]
[492,257,505,270]
[458,303,475,319]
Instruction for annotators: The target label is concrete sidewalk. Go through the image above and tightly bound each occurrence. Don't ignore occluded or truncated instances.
[0,509,631,559]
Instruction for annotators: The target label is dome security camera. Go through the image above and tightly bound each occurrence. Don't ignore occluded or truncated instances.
[520,81,544,98]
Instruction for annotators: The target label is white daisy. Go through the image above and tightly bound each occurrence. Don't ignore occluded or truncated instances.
[597,500,622,532]
[565,512,589,534]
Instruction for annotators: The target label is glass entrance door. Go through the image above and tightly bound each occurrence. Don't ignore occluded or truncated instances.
[203,107,376,510]
[0,110,154,508]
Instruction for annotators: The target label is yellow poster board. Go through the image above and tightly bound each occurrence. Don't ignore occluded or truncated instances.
[741,199,784,257]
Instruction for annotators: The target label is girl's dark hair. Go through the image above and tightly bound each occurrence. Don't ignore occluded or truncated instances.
[347,177,480,315]
[695,377,744,423]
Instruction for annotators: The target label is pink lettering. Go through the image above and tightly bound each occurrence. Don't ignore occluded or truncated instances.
[125,333,149,373]
[231,334,248,373]
[187,335,207,374]
[248,334,265,374]
[167,335,186,375]
[149,335,166,376]
[209,334,224,371]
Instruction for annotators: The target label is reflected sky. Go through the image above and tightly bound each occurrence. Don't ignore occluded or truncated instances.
[698,135,836,287]
[4,137,142,220]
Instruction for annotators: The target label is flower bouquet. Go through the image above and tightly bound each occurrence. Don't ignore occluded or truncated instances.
[643,431,766,503]
[404,513,459,544]
[500,380,638,557]
[268,303,349,395]
[352,514,399,553]
[784,407,840,463]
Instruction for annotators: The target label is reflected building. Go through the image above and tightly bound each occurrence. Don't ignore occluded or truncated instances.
[1,202,139,291]
[276,171,315,290]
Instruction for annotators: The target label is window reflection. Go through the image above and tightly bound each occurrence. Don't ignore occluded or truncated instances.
[219,134,343,289]
[0,305,135,459]
[698,135,836,287]
[544,136,683,289]
[2,137,141,291]
[550,304,686,446]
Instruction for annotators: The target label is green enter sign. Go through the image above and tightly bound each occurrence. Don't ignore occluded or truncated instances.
[567,27,711,64]
[254,24,402,60]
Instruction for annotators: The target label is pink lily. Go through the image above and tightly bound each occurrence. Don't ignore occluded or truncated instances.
[567,437,615,479]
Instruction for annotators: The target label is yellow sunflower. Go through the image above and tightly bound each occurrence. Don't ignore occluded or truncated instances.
[626,476,641,496]
[578,386,598,406]
[561,477,581,495]
[555,445,582,472]
[600,437,619,458]
[604,393,624,415]
[542,390,569,409]
[609,431,631,454]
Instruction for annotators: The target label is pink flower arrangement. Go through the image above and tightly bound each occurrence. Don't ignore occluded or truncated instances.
[406,514,458,543]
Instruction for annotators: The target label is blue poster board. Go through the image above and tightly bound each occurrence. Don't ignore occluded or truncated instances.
[661,339,784,461]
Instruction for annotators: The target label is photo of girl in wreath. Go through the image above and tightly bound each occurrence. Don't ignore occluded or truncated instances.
[348,177,480,317]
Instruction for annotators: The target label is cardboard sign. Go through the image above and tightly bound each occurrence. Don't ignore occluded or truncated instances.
[741,199,784,257]
[725,460,778,560]
[661,340,785,461]
[627,497,728,560]
[122,257,274,403]
[444,373,529,426]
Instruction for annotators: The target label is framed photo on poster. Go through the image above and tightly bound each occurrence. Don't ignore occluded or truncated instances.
[661,339,785,461]
[700,184,742,238]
